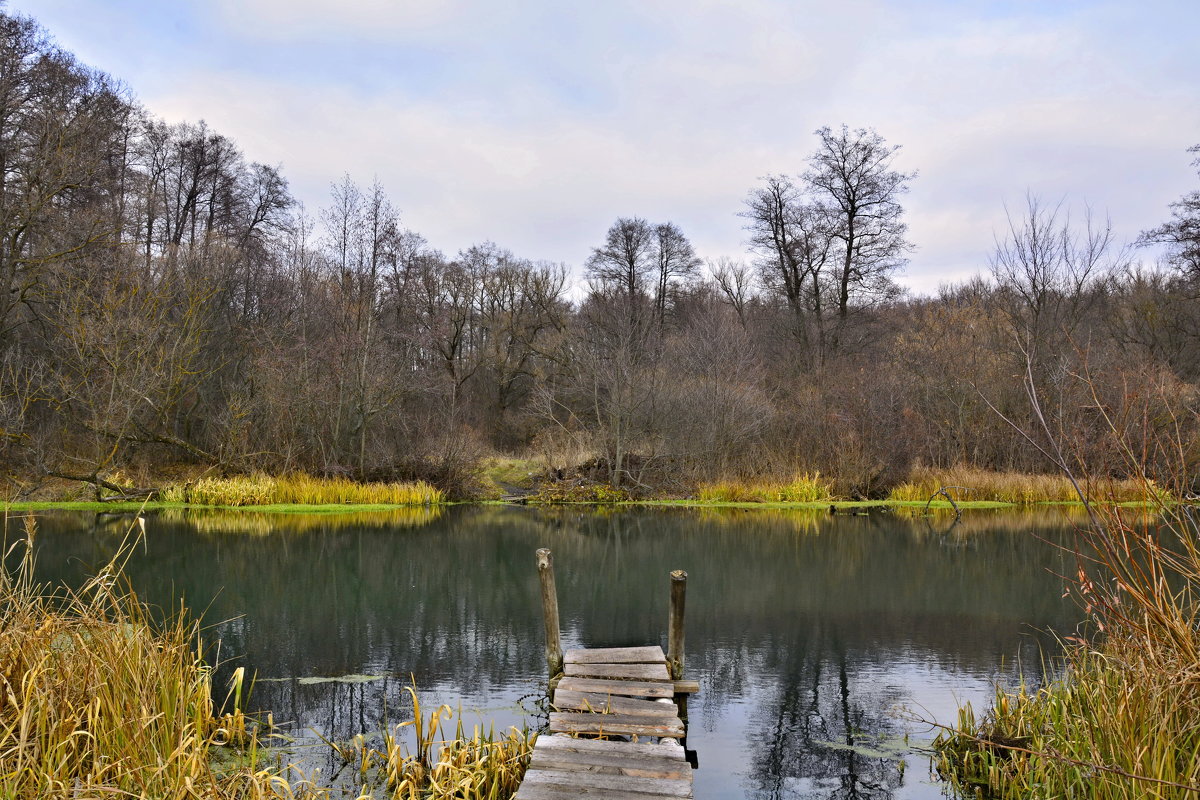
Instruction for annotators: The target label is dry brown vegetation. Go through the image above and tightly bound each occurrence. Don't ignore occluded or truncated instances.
[0,8,1198,503]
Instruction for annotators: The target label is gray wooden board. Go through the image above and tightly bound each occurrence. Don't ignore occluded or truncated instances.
[535,734,685,761]
[564,646,665,664]
[552,689,678,717]
[563,662,672,681]
[514,785,691,800]
[529,750,691,780]
[556,676,675,698]
[520,767,692,797]
[548,712,684,738]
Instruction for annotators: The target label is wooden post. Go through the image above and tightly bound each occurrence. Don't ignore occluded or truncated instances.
[536,548,563,680]
[667,569,687,680]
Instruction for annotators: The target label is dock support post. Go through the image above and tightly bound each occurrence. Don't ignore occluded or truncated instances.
[667,569,687,680]
[536,548,563,680]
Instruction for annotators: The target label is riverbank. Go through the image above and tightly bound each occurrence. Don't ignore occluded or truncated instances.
[5,497,1142,514]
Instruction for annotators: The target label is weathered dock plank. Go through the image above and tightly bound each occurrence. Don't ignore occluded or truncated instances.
[563,661,672,681]
[514,785,689,800]
[534,734,686,761]
[555,676,676,698]
[564,645,666,664]
[520,767,693,797]
[552,689,678,717]
[548,711,685,738]
[529,748,692,780]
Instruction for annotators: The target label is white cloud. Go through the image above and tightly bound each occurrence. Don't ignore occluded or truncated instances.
[100,0,1200,296]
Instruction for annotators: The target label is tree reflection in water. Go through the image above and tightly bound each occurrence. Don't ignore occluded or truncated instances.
[17,506,1081,799]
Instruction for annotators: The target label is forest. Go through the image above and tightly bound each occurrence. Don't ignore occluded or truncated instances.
[1,7,1198,500]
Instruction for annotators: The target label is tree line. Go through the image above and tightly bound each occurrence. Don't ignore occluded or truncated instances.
[1,9,1197,497]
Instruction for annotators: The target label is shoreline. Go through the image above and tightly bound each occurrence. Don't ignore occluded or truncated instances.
[2,498,1145,514]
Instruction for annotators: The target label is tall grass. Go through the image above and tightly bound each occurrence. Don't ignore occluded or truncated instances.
[934,499,1200,797]
[696,472,834,503]
[0,514,308,799]
[162,473,445,507]
[1,513,532,799]
[330,685,533,799]
[888,466,1159,505]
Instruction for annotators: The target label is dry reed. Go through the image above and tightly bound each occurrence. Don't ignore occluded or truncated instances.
[696,472,834,503]
[934,499,1200,797]
[888,465,1159,505]
[162,473,445,507]
[0,513,315,800]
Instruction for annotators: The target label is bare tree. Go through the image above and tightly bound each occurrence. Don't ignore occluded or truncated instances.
[652,221,702,325]
[989,195,1118,355]
[0,12,130,340]
[804,125,914,351]
[1137,144,1200,279]
[710,256,757,329]
[585,216,656,300]
[741,175,836,364]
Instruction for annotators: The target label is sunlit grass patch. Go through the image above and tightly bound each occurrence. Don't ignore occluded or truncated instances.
[697,472,834,504]
[887,466,1161,505]
[161,473,445,507]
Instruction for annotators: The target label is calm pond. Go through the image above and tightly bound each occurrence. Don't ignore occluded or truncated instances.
[24,505,1083,799]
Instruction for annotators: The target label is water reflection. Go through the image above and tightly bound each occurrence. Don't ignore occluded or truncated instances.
[15,506,1084,799]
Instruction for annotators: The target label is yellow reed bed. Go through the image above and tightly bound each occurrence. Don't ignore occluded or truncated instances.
[0,516,308,799]
[162,473,445,507]
[887,466,1162,504]
[696,472,834,504]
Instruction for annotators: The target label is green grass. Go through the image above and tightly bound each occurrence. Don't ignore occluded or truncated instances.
[476,456,542,493]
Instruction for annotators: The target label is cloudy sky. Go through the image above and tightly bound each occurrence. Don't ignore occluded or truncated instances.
[13,0,1200,294]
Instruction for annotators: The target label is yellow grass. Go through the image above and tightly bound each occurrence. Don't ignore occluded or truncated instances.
[162,473,445,506]
[887,466,1161,505]
[697,472,834,504]
[935,503,1200,798]
[0,513,532,800]
[0,514,312,799]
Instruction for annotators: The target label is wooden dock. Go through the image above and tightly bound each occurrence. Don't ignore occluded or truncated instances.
[515,550,698,800]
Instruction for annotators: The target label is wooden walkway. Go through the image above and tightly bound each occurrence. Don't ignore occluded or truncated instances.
[516,552,698,799]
